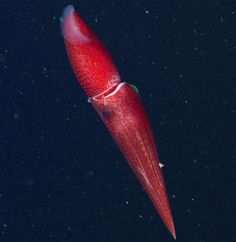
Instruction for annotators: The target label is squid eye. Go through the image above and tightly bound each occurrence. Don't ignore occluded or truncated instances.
[102,110,110,119]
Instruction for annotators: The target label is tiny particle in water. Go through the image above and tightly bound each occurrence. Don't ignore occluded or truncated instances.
[26,179,34,186]
[220,16,224,23]
[85,170,95,179]
[0,53,6,63]
[13,112,19,119]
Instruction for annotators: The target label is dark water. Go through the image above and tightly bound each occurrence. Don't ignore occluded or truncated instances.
[0,1,235,242]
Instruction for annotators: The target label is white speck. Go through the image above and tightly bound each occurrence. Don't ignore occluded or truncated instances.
[13,113,19,119]
[0,53,6,63]
[145,9,149,14]
[220,16,224,23]
[99,210,104,215]
[159,163,164,168]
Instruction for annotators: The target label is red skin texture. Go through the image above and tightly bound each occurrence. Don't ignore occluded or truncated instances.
[61,5,120,97]
[91,83,176,238]
[61,5,176,239]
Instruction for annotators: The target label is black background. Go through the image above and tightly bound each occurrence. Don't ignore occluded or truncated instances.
[0,1,235,242]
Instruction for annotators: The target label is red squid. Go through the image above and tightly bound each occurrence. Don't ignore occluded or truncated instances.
[60,5,176,239]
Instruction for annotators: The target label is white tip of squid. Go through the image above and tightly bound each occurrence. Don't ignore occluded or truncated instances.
[60,5,75,26]
[60,5,91,45]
